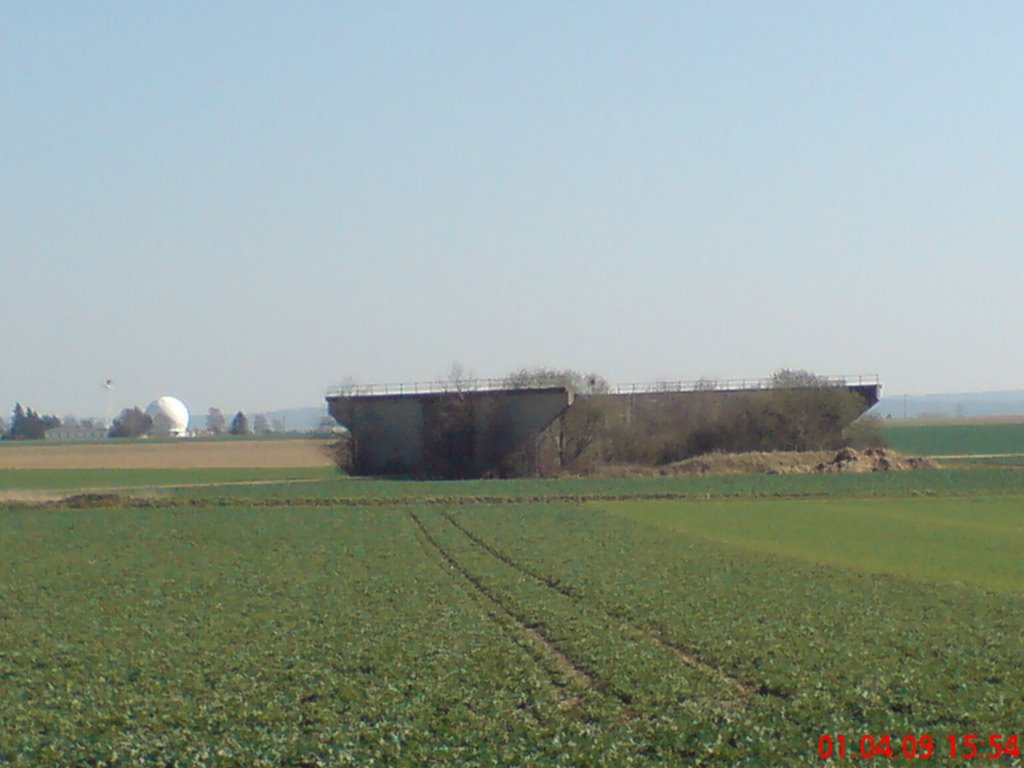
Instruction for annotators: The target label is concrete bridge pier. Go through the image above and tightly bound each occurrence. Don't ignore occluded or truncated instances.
[327,387,572,478]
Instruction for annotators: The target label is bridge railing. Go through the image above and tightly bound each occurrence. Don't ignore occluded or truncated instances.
[326,378,543,398]
[611,374,880,395]
[328,374,880,398]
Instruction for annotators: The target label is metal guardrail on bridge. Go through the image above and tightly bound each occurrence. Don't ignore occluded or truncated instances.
[327,375,880,399]
[326,378,545,398]
[610,374,880,395]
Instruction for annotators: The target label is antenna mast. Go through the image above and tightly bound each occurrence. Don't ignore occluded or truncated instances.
[104,379,114,427]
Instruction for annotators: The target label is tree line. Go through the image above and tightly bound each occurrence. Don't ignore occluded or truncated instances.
[203,408,271,436]
[106,407,268,438]
[2,404,275,440]
[0,404,61,440]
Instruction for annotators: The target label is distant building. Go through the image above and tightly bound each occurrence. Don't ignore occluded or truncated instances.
[45,424,109,441]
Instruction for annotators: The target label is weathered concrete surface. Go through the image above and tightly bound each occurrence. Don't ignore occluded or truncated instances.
[600,382,881,425]
[529,382,883,473]
[327,387,572,478]
[598,382,880,423]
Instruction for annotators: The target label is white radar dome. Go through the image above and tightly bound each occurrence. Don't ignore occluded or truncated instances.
[146,396,190,437]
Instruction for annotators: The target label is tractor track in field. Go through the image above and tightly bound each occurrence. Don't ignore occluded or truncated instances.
[440,511,781,706]
[406,511,617,716]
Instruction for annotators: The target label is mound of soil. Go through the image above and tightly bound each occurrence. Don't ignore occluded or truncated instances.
[51,493,139,509]
[814,447,936,473]
[664,451,835,476]
[584,448,935,478]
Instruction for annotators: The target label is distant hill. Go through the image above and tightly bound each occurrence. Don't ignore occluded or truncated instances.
[261,406,331,432]
[875,390,1024,420]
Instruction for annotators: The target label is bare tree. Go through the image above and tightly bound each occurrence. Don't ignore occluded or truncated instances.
[206,407,226,434]
[446,362,473,392]
[315,416,338,434]
[504,367,609,395]
[325,431,353,474]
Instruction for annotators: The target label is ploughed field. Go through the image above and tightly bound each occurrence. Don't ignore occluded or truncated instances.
[3,462,1024,767]
[0,438,336,470]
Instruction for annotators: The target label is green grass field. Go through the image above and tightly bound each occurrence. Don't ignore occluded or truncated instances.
[601,495,1024,593]
[2,464,1024,766]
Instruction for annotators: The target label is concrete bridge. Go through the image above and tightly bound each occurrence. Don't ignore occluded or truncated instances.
[326,375,881,478]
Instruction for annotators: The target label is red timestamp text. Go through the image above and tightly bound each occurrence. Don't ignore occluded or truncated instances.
[819,733,1021,761]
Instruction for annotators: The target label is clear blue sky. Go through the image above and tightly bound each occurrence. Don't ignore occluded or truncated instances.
[3,2,1022,419]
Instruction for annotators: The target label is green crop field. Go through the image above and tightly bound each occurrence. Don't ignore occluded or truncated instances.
[132,464,1024,503]
[601,495,1024,593]
[884,420,1024,456]
[0,467,332,493]
[2,467,1024,766]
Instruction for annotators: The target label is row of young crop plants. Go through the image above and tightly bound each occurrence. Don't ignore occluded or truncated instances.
[410,507,753,764]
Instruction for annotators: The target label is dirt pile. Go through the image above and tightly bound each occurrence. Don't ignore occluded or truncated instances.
[51,493,140,509]
[814,447,935,473]
[585,448,935,477]
[665,451,835,476]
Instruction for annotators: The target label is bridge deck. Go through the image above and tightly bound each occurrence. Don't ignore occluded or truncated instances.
[328,374,880,399]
